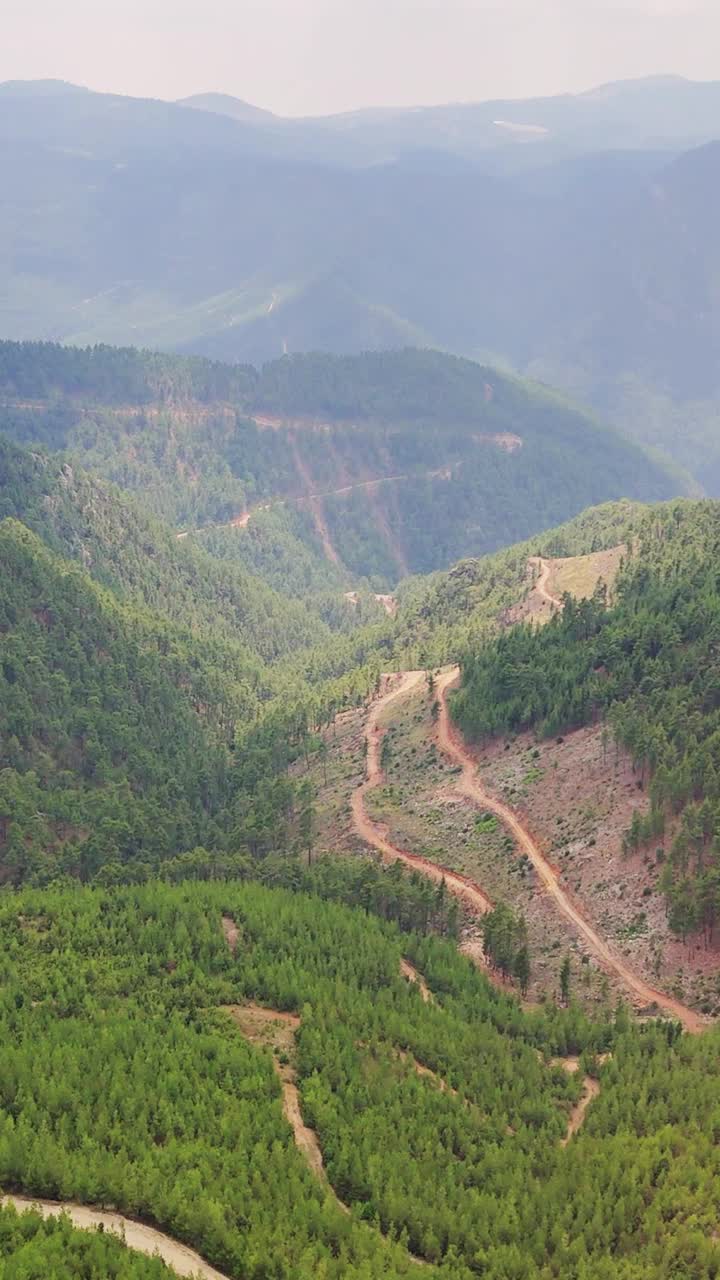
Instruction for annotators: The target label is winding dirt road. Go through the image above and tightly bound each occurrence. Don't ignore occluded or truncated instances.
[0,1196,229,1280]
[350,663,703,1032]
[560,1078,601,1146]
[351,673,493,916]
[435,668,704,1033]
[221,979,428,1265]
[528,556,562,610]
[222,1003,333,1188]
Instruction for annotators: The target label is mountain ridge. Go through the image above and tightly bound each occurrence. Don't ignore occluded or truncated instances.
[0,342,681,586]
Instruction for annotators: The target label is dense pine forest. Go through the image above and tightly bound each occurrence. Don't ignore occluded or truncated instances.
[3,58,720,1280]
[0,508,396,885]
[0,878,719,1278]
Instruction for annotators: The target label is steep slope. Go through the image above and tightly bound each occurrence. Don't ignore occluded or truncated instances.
[0,342,680,586]
[0,519,276,882]
[393,498,646,666]
[451,499,720,955]
[0,436,344,659]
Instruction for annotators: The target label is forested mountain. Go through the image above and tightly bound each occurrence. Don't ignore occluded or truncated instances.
[1,80,720,493]
[4,71,720,1280]
[0,435,359,654]
[451,500,720,942]
[0,517,265,883]
[395,499,646,666]
[0,438,402,884]
[0,342,679,586]
[0,447,672,893]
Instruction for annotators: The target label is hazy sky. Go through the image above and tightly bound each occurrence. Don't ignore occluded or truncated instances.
[2,0,717,115]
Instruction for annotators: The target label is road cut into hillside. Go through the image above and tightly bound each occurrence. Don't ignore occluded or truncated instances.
[351,671,493,918]
[348,652,704,1032]
[0,1195,230,1280]
[528,555,563,609]
[435,667,705,1033]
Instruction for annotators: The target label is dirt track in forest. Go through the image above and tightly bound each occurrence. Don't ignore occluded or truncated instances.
[351,672,494,917]
[222,1003,332,1187]
[528,556,563,609]
[0,1195,229,1280]
[220,952,429,1265]
[560,1076,601,1145]
[400,958,434,1003]
[174,458,460,574]
[549,1056,603,1145]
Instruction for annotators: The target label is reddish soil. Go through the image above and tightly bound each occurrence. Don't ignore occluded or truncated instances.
[506,551,625,626]
[528,556,562,609]
[505,556,561,624]
[476,721,720,1012]
[435,668,704,1032]
[288,435,344,568]
[351,672,493,919]
[363,482,410,580]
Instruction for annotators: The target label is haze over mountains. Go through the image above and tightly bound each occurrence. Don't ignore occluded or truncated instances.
[7,50,720,1280]
[1,74,720,491]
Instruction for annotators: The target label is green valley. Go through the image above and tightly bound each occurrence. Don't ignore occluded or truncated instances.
[2,339,720,1279]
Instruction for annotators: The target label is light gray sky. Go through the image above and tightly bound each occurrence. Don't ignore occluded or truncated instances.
[2,0,717,115]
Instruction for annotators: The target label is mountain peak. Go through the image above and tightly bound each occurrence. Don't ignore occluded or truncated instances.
[0,78,91,98]
[177,92,276,123]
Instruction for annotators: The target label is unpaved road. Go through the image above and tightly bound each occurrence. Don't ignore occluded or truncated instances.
[222,1002,331,1188]
[400,958,434,1003]
[351,672,493,917]
[561,1077,600,1146]
[350,666,703,1031]
[1,1195,229,1280]
[528,556,562,610]
[550,1056,602,1145]
[221,977,428,1264]
[221,914,240,953]
[435,668,705,1033]
[175,463,442,558]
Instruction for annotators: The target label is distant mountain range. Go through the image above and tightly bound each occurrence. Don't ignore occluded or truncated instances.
[178,73,720,164]
[0,76,719,491]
